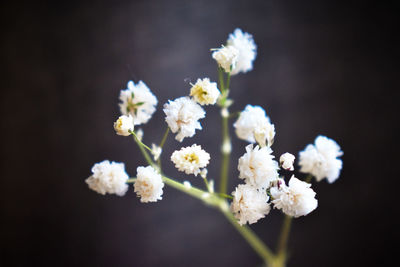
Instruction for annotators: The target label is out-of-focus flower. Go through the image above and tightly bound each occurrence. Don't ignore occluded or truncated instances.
[119,80,158,125]
[113,114,134,136]
[234,105,275,147]
[151,144,162,161]
[134,166,164,203]
[190,78,221,105]
[238,144,279,189]
[227,28,257,75]
[231,184,270,225]
[163,97,205,142]
[299,136,343,183]
[86,160,129,196]
[270,176,318,217]
[280,153,295,171]
[171,144,210,176]
[212,45,239,73]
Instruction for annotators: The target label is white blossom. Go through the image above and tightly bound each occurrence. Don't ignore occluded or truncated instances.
[212,45,239,73]
[190,78,221,105]
[171,144,210,176]
[280,153,295,171]
[163,96,206,142]
[270,176,318,217]
[136,128,144,141]
[227,28,257,75]
[113,114,134,136]
[299,136,343,183]
[85,160,129,196]
[151,143,162,161]
[234,105,275,147]
[134,166,164,203]
[231,184,271,225]
[119,80,158,125]
[238,144,279,189]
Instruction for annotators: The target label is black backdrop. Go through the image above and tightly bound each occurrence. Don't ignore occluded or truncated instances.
[1,1,398,266]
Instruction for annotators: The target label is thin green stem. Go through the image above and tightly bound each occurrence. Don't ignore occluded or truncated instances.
[131,133,157,169]
[218,67,225,93]
[203,177,210,191]
[225,72,231,90]
[130,130,153,152]
[126,178,137,183]
[159,127,170,149]
[277,215,292,256]
[221,207,275,264]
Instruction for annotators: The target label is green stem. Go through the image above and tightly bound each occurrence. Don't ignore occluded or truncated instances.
[162,176,207,200]
[126,178,137,183]
[159,127,170,149]
[131,133,157,169]
[221,207,275,264]
[218,67,225,93]
[225,72,231,90]
[277,215,292,256]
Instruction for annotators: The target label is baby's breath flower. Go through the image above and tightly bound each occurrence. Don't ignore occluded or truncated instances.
[299,136,343,183]
[227,28,257,75]
[113,114,134,136]
[212,45,239,73]
[231,184,271,225]
[270,176,318,217]
[234,105,275,147]
[85,160,129,196]
[134,166,164,203]
[135,128,144,141]
[151,143,162,161]
[238,144,279,189]
[183,180,192,189]
[119,80,158,125]
[171,144,210,176]
[190,78,220,105]
[163,97,205,142]
[280,153,295,171]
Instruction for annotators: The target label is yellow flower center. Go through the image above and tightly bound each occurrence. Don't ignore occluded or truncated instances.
[184,153,199,164]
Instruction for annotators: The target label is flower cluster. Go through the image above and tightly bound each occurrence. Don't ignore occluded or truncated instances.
[85,28,344,261]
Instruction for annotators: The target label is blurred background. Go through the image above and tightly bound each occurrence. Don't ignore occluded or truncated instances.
[1,0,398,266]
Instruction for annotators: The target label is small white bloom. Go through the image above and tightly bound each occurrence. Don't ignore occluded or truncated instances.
[151,143,162,161]
[171,144,210,176]
[200,168,208,179]
[280,153,295,171]
[85,160,129,196]
[183,180,192,189]
[234,105,275,147]
[221,107,229,118]
[163,97,205,142]
[238,144,279,189]
[190,78,221,105]
[222,139,232,154]
[134,166,164,203]
[299,136,343,183]
[231,184,271,225]
[136,128,144,141]
[113,114,134,136]
[119,80,158,125]
[270,176,318,217]
[227,28,257,75]
[212,45,239,73]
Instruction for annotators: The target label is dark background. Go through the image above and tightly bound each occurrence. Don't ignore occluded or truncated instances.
[1,1,398,266]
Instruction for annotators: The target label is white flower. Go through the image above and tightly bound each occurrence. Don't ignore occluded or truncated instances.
[227,28,257,75]
[136,128,144,141]
[163,97,206,142]
[113,114,134,136]
[270,176,318,217]
[190,78,221,105]
[85,160,129,196]
[238,144,279,189]
[171,144,210,176]
[151,143,162,161]
[231,184,271,225]
[134,166,164,203]
[119,80,158,125]
[234,105,275,147]
[280,153,295,171]
[299,136,343,183]
[212,45,239,73]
